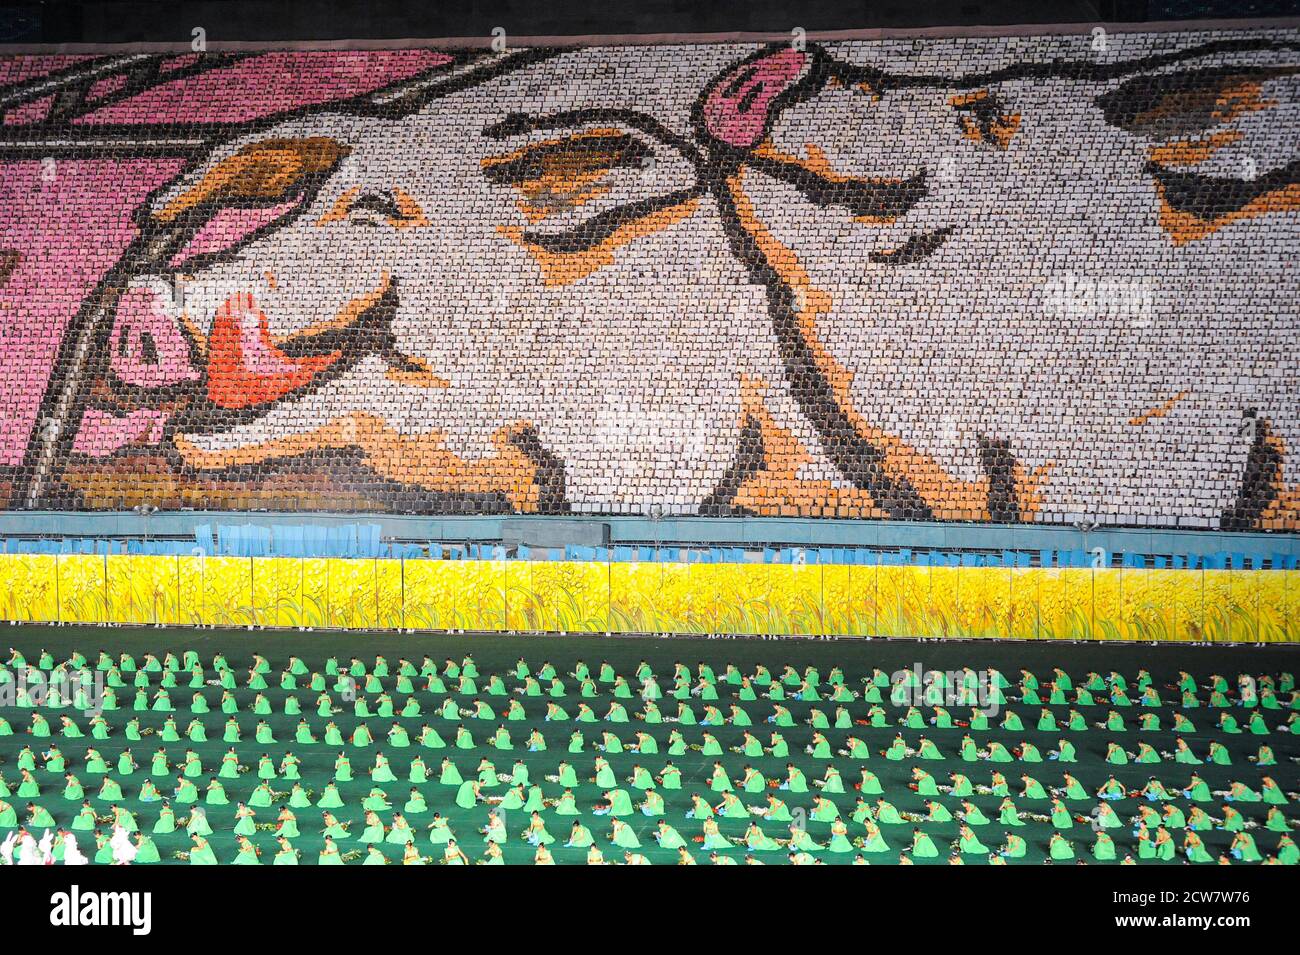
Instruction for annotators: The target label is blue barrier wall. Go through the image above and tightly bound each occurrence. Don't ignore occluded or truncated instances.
[0,511,1295,567]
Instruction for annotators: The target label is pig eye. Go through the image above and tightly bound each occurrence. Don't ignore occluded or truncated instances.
[351,192,403,220]
[950,90,1021,150]
[318,187,428,229]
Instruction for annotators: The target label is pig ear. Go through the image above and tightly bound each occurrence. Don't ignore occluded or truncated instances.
[154,137,350,223]
[1094,63,1299,244]
[148,137,351,270]
[481,119,704,286]
[696,46,816,150]
[1093,64,1292,139]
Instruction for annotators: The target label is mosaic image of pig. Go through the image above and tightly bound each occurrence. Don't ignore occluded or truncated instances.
[77,36,1300,525]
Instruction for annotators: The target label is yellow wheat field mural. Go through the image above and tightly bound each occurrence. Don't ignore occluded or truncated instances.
[0,554,1292,642]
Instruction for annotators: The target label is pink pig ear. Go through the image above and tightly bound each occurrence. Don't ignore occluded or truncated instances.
[701,47,811,149]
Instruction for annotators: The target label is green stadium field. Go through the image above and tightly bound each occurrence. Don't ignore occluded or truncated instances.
[0,625,1295,865]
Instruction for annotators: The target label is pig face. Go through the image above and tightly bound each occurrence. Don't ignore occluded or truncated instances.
[693,39,1299,526]
[90,47,784,514]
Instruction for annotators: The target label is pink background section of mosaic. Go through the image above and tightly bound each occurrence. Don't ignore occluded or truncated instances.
[0,51,454,466]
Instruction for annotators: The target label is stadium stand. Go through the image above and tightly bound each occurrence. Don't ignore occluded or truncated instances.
[0,31,1295,528]
[0,25,1296,871]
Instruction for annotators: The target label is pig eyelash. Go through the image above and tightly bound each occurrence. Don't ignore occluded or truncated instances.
[350,192,405,220]
[316,187,429,230]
